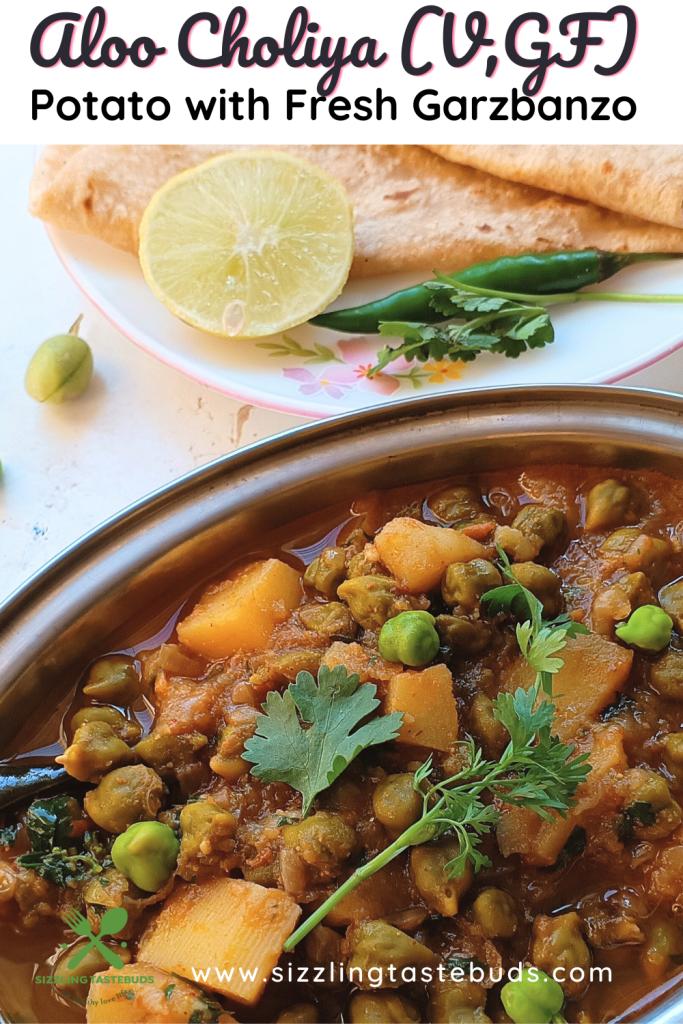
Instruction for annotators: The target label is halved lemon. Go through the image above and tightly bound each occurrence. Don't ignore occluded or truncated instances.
[138,150,354,339]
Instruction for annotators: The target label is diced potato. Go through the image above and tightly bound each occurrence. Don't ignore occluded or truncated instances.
[497,724,627,866]
[138,877,300,1005]
[385,664,459,750]
[322,641,401,687]
[374,518,488,593]
[503,631,633,741]
[177,559,303,659]
[86,963,236,1023]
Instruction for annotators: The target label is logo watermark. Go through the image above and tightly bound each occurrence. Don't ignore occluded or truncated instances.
[61,906,129,970]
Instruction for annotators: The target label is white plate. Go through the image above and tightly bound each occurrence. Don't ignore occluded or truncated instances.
[48,225,683,419]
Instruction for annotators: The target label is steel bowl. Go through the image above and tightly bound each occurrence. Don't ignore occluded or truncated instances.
[2,383,683,1024]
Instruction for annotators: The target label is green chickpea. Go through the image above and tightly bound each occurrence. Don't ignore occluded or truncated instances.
[337,576,414,632]
[468,693,508,759]
[298,601,357,638]
[665,733,683,763]
[349,992,420,1023]
[372,773,423,832]
[428,978,491,1024]
[177,800,236,880]
[135,730,207,773]
[659,579,683,632]
[472,887,518,939]
[70,705,142,744]
[435,615,491,657]
[25,316,93,404]
[54,940,131,1000]
[277,1005,319,1024]
[428,485,486,525]
[501,968,564,1024]
[378,611,440,666]
[84,764,164,834]
[530,912,591,998]
[650,649,683,700]
[112,820,179,892]
[283,812,356,872]
[615,605,673,652]
[441,560,501,612]
[304,547,346,599]
[83,655,141,705]
[410,838,473,916]
[512,505,567,549]
[510,562,563,618]
[584,479,632,532]
[347,919,437,983]
[56,721,135,783]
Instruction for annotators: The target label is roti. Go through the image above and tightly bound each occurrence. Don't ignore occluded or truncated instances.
[30,145,683,278]
[426,145,683,231]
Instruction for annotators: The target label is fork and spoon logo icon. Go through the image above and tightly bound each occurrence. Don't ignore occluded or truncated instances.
[61,906,129,970]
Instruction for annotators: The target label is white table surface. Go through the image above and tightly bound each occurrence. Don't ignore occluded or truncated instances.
[2,144,683,606]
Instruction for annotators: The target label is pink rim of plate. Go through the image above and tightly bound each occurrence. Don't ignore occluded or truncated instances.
[46,224,683,415]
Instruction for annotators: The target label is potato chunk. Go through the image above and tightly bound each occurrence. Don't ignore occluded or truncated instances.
[138,877,300,1005]
[177,559,303,659]
[86,963,236,1023]
[504,631,632,741]
[385,664,459,750]
[497,724,627,866]
[374,518,487,593]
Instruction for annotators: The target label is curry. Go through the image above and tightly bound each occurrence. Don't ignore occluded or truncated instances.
[2,464,683,1024]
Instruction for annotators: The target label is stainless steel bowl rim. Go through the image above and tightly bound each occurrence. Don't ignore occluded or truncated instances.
[2,382,683,1024]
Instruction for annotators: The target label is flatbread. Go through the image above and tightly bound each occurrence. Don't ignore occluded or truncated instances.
[425,146,683,231]
[30,145,683,278]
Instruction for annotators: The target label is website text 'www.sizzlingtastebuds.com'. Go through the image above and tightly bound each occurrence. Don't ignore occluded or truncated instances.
[189,962,613,989]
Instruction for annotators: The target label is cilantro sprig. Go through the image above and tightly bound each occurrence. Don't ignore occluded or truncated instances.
[482,546,589,695]
[369,274,683,376]
[283,549,591,951]
[243,664,403,818]
[370,276,555,375]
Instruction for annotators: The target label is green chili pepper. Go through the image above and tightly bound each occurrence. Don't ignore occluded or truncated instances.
[311,251,683,333]
[615,604,673,652]
[378,611,440,666]
[501,968,566,1024]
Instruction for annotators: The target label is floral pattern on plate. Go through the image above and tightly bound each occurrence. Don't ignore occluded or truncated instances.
[258,335,465,400]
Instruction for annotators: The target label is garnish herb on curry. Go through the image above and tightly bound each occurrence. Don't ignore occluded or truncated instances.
[3,466,683,1023]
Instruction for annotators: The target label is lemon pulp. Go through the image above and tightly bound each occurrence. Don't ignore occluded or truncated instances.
[139,150,354,339]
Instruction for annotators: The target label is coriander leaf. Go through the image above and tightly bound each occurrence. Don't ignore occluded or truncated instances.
[619,800,657,841]
[548,613,590,639]
[445,956,488,974]
[24,796,74,853]
[243,665,403,817]
[518,625,568,675]
[493,686,556,749]
[189,994,228,1023]
[481,584,536,620]
[0,824,18,847]
[17,848,102,886]
[17,796,106,887]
